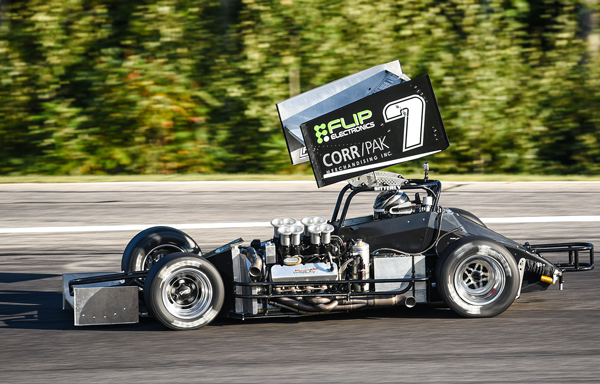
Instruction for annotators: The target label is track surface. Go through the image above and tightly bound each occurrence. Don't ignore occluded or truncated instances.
[1,181,599,383]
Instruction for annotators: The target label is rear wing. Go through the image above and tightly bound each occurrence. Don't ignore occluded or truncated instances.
[276,61,449,187]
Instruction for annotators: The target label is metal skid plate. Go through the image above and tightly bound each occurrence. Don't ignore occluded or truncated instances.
[62,273,139,326]
[74,286,139,326]
[62,272,122,310]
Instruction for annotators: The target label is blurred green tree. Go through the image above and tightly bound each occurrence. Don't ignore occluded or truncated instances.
[0,0,597,175]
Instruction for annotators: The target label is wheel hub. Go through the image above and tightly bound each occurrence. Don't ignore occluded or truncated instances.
[175,285,193,301]
[454,254,506,306]
[162,268,213,319]
[143,244,185,270]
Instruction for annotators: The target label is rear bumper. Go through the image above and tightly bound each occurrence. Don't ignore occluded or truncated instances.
[527,242,594,272]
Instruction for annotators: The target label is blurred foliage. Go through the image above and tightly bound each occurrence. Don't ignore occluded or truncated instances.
[0,0,599,175]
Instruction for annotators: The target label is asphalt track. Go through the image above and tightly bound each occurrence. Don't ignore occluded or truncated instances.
[0,181,599,383]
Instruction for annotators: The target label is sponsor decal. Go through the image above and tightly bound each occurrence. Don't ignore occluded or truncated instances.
[322,136,391,172]
[314,110,374,144]
[300,75,449,187]
[293,267,318,275]
[383,95,426,152]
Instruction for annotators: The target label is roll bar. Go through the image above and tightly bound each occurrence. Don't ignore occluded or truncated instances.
[330,178,442,231]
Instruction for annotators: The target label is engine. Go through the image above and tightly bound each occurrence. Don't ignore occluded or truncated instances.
[232,215,422,316]
[268,216,339,281]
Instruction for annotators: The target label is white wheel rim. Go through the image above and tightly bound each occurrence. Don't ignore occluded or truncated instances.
[454,254,506,306]
[161,267,213,319]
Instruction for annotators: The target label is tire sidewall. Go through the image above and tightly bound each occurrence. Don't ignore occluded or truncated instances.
[436,238,519,317]
[144,253,224,330]
[121,227,201,272]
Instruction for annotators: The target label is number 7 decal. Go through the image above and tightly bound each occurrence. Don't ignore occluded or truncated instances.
[383,95,426,152]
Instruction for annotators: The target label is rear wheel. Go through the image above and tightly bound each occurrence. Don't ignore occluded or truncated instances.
[144,253,224,330]
[435,238,519,317]
[121,226,200,273]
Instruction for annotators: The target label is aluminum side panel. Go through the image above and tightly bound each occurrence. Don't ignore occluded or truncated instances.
[62,272,123,310]
[74,286,139,326]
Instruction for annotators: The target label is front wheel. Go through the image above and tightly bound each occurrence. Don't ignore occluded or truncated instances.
[144,253,224,330]
[435,238,519,318]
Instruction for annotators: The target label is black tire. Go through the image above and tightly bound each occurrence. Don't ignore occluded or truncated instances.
[435,238,519,318]
[448,208,487,228]
[144,253,224,330]
[121,226,201,273]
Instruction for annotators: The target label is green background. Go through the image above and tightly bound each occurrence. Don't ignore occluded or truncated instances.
[1,0,599,177]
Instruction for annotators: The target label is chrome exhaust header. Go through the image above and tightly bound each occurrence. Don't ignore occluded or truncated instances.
[244,247,263,278]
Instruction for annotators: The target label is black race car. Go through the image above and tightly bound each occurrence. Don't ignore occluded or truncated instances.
[62,61,594,329]
[63,167,594,330]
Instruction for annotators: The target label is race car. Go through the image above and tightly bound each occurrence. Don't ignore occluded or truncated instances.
[62,61,595,330]
[62,165,594,330]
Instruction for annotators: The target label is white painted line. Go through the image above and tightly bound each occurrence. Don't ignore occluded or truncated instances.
[0,222,272,234]
[481,216,600,224]
[444,181,600,184]
[1,216,599,234]
[3,180,318,187]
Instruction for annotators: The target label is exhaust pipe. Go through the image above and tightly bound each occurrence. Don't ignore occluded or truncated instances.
[271,294,415,314]
[244,247,262,278]
[365,294,416,308]
[336,294,416,310]
[270,302,331,316]
[304,296,334,305]
[274,296,339,312]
